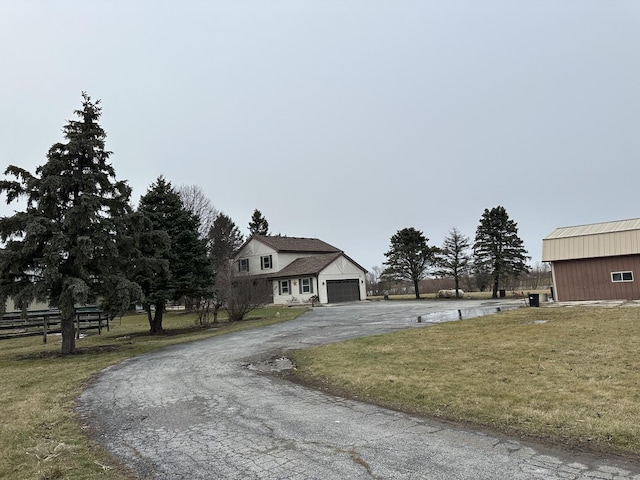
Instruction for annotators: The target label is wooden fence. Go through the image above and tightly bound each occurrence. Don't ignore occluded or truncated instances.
[0,307,109,343]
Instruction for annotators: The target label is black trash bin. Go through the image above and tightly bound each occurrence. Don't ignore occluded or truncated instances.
[528,293,540,307]
[499,289,506,298]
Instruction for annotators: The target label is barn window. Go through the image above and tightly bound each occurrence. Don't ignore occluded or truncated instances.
[611,271,634,282]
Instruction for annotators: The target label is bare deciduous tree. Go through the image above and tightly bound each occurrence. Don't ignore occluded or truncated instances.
[366,266,385,296]
[177,184,218,240]
[217,264,272,322]
[526,262,551,290]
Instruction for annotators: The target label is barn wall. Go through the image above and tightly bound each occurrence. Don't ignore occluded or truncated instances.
[552,255,640,301]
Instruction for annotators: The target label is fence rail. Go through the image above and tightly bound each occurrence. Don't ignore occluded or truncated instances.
[0,308,109,343]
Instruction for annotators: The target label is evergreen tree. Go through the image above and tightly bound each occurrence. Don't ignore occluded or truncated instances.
[137,176,213,333]
[473,206,529,298]
[207,213,244,323]
[209,213,244,271]
[248,209,269,236]
[383,227,439,299]
[0,93,140,354]
[436,227,471,298]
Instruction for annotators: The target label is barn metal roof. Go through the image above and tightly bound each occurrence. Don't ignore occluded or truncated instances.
[544,218,640,240]
[542,218,640,261]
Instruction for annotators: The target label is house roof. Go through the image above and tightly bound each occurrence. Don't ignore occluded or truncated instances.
[271,252,345,278]
[542,218,640,262]
[247,235,341,254]
[234,235,367,277]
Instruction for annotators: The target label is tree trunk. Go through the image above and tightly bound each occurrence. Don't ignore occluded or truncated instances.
[213,302,221,324]
[149,301,164,334]
[455,277,461,298]
[413,278,421,299]
[61,313,76,354]
[492,275,499,299]
[146,305,154,331]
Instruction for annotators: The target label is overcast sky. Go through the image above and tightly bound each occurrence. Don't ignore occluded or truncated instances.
[1,1,639,272]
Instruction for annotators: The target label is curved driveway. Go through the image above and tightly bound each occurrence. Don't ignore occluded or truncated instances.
[77,300,640,479]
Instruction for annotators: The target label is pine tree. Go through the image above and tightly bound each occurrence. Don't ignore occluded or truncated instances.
[473,206,530,298]
[137,176,213,333]
[248,209,269,236]
[383,227,439,299]
[207,213,244,323]
[436,227,471,298]
[0,93,140,354]
[209,213,244,271]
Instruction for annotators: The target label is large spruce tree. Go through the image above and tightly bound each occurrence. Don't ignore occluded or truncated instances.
[137,176,213,333]
[473,206,529,298]
[0,93,140,354]
[383,227,439,299]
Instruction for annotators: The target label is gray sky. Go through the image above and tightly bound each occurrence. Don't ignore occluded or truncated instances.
[2,1,639,272]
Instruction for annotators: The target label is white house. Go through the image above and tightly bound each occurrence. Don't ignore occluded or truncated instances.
[233,235,367,305]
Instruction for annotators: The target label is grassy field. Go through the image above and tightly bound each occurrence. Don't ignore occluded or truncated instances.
[289,304,640,458]
[0,307,307,480]
[5,300,639,479]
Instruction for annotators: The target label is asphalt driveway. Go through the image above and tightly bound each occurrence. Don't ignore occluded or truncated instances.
[77,300,640,479]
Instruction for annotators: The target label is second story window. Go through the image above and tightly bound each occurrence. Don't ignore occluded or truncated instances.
[238,258,249,272]
[261,255,272,270]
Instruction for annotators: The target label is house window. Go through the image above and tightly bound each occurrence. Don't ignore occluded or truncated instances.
[300,277,313,294]
[238,258,249,272]
[261,255,272,270]
[611,271,634,282]
[279,280,290,295]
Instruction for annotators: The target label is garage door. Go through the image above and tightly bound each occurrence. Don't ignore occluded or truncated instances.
[326,279,360,303]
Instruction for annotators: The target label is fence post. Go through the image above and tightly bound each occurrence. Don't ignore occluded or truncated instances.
[42,315,47,344]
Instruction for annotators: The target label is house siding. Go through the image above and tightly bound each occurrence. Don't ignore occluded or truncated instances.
[235,239,278,275]
[272,277,318,305]
[234,235,367,305]
[317,258,366,303]
[552,255,640,301]
[271,259,366,305]
[236,239,337,276]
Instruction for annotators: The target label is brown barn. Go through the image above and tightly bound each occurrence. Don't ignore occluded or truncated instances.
[542,219,640,301]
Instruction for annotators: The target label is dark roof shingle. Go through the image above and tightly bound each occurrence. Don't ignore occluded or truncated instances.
[250,235,340,253]
[270,252,344,278]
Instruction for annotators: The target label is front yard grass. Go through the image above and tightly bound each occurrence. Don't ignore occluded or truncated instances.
[5,302,640,479]
[289,305,640,457]
[0,306,307,480]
